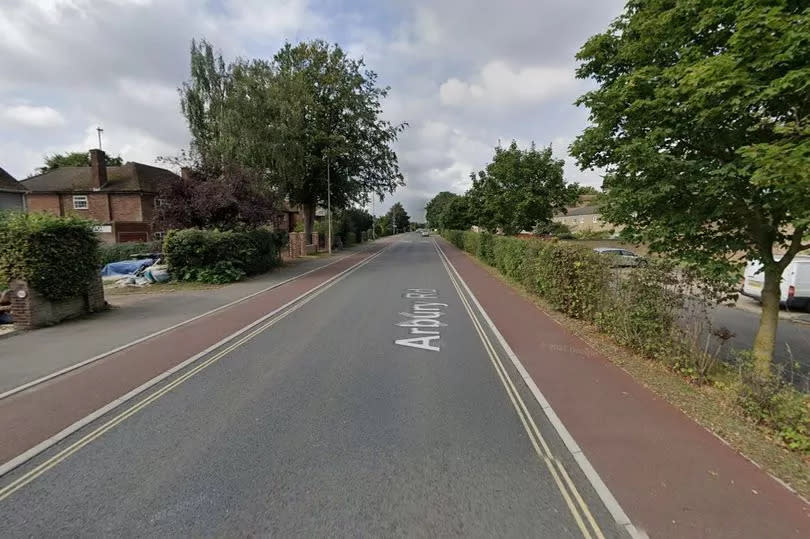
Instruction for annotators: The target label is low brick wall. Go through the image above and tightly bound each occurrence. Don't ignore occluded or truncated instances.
[9,275,107,330]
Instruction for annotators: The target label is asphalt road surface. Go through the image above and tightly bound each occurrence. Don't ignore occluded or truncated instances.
[0,235,624,537]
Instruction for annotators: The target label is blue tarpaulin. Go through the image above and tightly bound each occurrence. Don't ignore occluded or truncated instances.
[100,258,155,277]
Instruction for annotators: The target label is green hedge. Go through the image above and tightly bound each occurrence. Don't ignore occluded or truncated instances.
[0,212,100,300]
[164,228,283,284]
[99,241,162,265]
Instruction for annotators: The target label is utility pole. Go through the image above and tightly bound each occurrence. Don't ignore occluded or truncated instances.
[96,127,104,150]
[371,194,376,239]
[327,156,332,256]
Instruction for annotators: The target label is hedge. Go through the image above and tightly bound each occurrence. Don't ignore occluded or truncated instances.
[0,212,100,301]
[99,241,163,265]
[441,229,810,455]
[164,228,284,284]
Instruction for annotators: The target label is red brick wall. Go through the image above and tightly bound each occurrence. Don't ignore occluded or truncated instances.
[26,194,61,215]
[60,193,111,222]
[141,194,155,222]
[110,194,142,221]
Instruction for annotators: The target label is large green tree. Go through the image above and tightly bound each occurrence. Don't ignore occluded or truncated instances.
[468,141,576,235]
[180,39,405,238]
[424,191,458,229]
[441,195,474,230]
[385,202,410,233]
[37,151,123,174]
[571,0,810,374]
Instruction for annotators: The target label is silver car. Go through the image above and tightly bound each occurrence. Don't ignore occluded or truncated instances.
[594,247,646,267]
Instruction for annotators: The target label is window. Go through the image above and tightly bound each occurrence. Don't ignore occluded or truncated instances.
[73,195,88,210]
[154,197,166,208]
[592,216,598,222]
[152,231,165,241]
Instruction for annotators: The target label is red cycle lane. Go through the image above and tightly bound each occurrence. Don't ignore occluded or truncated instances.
[0,245,386,467]
[439,239,810,539]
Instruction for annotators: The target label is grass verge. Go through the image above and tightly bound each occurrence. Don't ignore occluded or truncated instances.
[463,249,810,501]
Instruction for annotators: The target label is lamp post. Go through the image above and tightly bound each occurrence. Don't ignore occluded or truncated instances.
[327,156,332,256]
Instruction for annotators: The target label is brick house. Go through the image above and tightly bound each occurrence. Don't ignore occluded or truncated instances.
[0,166,25,211]
[21,149,179,243]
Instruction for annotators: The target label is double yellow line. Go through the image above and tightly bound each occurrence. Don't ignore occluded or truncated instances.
[434,241,605,539]
[0,247,387,502]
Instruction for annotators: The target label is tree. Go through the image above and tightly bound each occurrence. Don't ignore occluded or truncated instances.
[154,164,281,230]
[442,196,474,230]
[573,184,600,196]
[571,0,810,374]
[467,141,577,235]
[385,202,410,233]
[37,151,123,174]
[424,191,458,229]
[179,39,406,239]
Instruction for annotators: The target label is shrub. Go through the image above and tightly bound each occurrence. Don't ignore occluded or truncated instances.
[462,231,479,256]
[0,212,100,300]
[99,241,162,265]
[737,357,810,452]
[492,236,530,281]
[477,231,496,266]
[164,227,282,284]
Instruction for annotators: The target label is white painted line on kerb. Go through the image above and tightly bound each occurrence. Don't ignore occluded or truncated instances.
[433,239,645,539]
[0,246,376,401]
[0,245,389,479]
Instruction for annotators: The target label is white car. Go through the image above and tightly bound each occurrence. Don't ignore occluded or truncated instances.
[742,256,810,311]
[421,229,430,237]
[593,247,646,267]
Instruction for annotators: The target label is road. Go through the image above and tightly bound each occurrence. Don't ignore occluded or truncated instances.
[709,302,810,388]
[0,235,623,537]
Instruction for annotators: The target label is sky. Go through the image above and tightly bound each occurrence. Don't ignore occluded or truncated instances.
[0,0,626,220]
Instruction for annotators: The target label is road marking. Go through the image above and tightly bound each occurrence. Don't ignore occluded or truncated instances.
[434,239,644,539]
[0,246,389,494]
[395,289,446,351]
[0,246,378,401]
[433,242,601,539]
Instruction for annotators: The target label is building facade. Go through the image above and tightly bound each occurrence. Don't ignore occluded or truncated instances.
[21,149,178,243]
[0,166,25,211]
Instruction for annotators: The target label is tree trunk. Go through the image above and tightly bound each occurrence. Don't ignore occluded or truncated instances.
[302,202,316,244]
[752,265,781,376]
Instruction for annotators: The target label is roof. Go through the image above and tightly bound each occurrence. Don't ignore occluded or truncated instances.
[21,162,179,194]
[0,166,25,193]
[561,205,600,217]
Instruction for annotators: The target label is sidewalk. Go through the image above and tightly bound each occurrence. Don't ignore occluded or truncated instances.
[0,244,386,467]
[440,239,810,539]
[0,245,371,394]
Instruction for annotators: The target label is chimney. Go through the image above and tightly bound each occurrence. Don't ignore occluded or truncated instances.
[180,167,192,181]
[90,149,107,189]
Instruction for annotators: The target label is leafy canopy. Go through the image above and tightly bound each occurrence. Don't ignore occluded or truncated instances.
[180,39,405,231]
[468,141,577,235]
[425,191,459,229]
[571,0,810,278]
[37,151,123,175]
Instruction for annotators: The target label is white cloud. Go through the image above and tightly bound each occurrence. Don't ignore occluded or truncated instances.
[0,104,66,128]
[440,61,576,107]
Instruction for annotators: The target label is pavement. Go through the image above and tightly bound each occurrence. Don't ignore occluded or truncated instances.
[0,246,372,394]
[0,233,808,537]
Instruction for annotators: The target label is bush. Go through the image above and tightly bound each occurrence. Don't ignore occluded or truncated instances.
[477,231,496,266]
[0,212,100,300]
[99,241,162,265]
[462,231,479,256]
[164,227,282,284]
[737,358,810,452]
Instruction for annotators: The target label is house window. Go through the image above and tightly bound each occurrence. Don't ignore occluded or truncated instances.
[73,195,88,210]
[592,216,598,222]
[154,197,166,208]
[152,231,165,241]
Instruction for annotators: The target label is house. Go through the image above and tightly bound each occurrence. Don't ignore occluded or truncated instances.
[0,166,26,211]
[21,149,179,243]
[552,195,614,233]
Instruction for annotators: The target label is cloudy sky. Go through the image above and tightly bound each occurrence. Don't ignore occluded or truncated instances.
[0,0,625,220]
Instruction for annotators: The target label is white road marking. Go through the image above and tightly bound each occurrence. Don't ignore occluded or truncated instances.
[394,290,446,351]
[433,239,645,539]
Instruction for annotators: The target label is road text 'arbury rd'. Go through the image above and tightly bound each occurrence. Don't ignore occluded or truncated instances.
[395,289,446,352]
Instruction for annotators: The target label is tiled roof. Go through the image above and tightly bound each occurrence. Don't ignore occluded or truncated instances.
[20,162,179,193]
[561,205,600,217]
[0,166,25,192]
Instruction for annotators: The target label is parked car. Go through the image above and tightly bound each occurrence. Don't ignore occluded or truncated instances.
[421,229,430,237]
[741,255,810,311]
[593,247,646,267]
